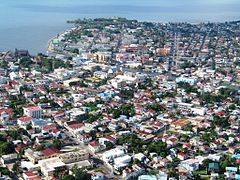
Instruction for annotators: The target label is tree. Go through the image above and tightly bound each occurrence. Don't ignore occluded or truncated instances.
[19,57,33,68]
[71,48,79,54]
[62,175,75,180]
[12,161,22,174]
[72,167,91,180]
[219,155,235,170]
[213,115,229,128]
[147,141,168,157]
[110,104,135,118]
[0,142,15,155]
[104,141,114,150]
[53,138,62,150]
[26,123,32,130]
[202,159,212,168]
[120,88,134,99]
[0,60,8,68]
[147,103,165,113]
[53,166,68,179]
[0,167,10,176]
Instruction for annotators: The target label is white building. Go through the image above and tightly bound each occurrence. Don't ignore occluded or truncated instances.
[23,106,43,119]
[38,157,65,177]
[114,154,132,165]
[102,147,125,163]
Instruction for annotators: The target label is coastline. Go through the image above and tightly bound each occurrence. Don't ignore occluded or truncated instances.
[46,29,68,55]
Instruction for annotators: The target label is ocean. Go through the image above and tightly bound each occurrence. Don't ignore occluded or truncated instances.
[1,0,240,54]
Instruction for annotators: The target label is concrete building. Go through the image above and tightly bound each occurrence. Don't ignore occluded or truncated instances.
[102,147,125,163]
[94,52,112,63]
[59,150,89,164]
[38,157,65,177]
[23,106,43,119]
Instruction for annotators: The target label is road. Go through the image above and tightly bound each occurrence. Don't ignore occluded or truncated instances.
[60,127,114,176]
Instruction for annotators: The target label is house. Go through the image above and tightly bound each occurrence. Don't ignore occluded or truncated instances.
[102,147,125,163]
[0,153,18,165]
[88,140,105,153]
[225,167,238,179]
[208,162,220,173]
[42,124,56,134]
[99,135,117,145]
[78,134,92,144]
[178,152,187,161]
[23,106,43,119]
[179,158,200,172]
[166,137,178,147]
[171,119,190,130]
[114,154,132,168]
[23,171,41,180]
[41,148,60,158]
[64,121,85,136]
[17,116,33,127]
[0,108,14,125]
[133,153,146,162]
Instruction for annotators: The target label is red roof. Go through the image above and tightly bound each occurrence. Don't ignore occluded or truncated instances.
[53,129,60,133]
[104,136,116,142]
[41,148,60,157]
[178,152,186,157]
[29,177,41,180]
[42,125,56,131]
[68,123,84,129]
[9,80,20,85]
[25,106,42,111]
[24,171,41,180]
[52,111,65,117]
[89,140,99,146]
[0,108,13,115]
[50,83,65,89]
[18,116,33,122]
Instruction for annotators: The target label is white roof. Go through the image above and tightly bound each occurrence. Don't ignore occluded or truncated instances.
[21,161,39,169]
[39,157,65,172]
[114,154,131,164]
[102,148,124,158]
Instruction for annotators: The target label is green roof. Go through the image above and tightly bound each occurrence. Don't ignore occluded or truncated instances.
[208,162,219,170]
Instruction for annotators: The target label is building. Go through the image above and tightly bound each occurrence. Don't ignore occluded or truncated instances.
[102,147,125,163]
[17,116,33,127]
[0,153,18,165]
[15,49,30,59]
[59,150,89,164]
[176,76,197,85]
[0,108,14,125]
[94,52,112,63]
[23,106,43,119]
[23,171,41,180]
[38,157,65,177]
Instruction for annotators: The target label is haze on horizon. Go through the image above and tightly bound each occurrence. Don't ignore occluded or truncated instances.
[1,0,240,54]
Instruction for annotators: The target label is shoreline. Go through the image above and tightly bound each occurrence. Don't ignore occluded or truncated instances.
[46,29,70,55]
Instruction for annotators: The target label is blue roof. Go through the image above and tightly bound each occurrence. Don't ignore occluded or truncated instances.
[98,91,115,98]
[31,119,49,127]
[226,167,238,172]
[208,163,219,169]
[232,154,240,159]
[235,174,240,179]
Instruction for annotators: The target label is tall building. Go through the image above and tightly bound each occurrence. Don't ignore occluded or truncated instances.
[23,106,43,119]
